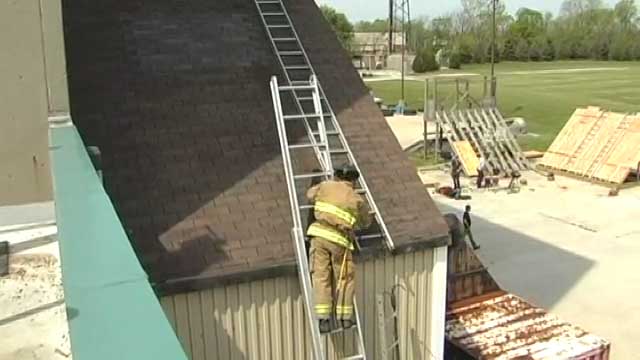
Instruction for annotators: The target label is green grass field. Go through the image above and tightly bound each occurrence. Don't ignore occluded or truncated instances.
[367,61,640,150]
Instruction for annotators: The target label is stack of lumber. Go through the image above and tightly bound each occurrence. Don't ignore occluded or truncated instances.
[539,107,640,185]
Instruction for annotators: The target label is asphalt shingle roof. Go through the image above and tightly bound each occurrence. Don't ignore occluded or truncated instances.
[63,0,449,295]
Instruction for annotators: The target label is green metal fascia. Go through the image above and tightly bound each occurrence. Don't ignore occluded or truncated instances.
[50,125,187,360]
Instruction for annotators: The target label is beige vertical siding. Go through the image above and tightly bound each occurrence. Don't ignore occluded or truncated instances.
[161,247,442,360]
[1,0,69,205]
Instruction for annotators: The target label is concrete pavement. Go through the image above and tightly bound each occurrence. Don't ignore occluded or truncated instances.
[422,169,640,359]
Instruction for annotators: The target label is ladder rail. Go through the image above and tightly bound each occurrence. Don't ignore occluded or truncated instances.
[270,77,326,360]
[311,76,334,177]
[317,83,395,251]
[255,1,328,171]
[353,299,366,359]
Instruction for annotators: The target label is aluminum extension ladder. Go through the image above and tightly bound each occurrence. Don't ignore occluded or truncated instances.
[270,76,366,360]
[254,0,394,250]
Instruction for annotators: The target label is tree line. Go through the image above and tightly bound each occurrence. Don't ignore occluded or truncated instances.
[323,0,640,66]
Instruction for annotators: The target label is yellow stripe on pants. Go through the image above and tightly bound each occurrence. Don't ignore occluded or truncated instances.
[307,223,353,250]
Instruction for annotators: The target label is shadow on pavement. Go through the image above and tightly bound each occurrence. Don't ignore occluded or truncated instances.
[439,203,595,309]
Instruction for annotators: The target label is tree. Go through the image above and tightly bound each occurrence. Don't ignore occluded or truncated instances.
[511,8,545,40]
[543,38,556,61]
[449,52,462,69]
[412,51,425,72]
[404,0,640,64]
[614,0,638,27]
[412,47,439,73]
[561,0,604,18]
[354,19,388,32]
[409,18,433,52]
[320,5,354,51]
[502,37,518,60]
[610,32,632,59]
[515,39,530,61]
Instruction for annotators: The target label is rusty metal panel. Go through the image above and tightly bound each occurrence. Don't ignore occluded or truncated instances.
[446,293,610,360]
[161,247,440,360]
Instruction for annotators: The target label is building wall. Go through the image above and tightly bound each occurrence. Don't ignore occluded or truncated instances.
[0,0,69,206]
[160,247,447,360]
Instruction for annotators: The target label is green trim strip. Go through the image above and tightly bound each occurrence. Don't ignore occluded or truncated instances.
[50,125,187,360]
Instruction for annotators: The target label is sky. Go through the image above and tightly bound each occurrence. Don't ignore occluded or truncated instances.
[316,0,622,22]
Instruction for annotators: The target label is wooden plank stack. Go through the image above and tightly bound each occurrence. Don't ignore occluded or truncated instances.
[539,107,640,185]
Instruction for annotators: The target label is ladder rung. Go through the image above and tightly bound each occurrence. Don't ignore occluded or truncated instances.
[294,172,330,180]
[279,85,315,91]
[297,96,325,101]
[324,326,355,336]
[262,12,285,16]
[280,51,303,55]
[267,24,291,28]
[273,37,297,41]
[283,113,331,120]
[330,148,347,154]
[288,142,328,150]
[299,205,314,210]
[257,0,281,3]
[359,233,383,241]
[285,65,310,70]
[311,130,339,136]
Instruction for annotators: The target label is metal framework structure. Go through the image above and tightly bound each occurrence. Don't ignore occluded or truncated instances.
[389,0,410,101]
[424,77,529,174]
[388,0,410,54]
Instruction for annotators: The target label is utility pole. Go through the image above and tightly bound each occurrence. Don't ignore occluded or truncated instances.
[401,5,406,102]
[490,0,497,99]
[389,0,410,111]
[388,0,394,54]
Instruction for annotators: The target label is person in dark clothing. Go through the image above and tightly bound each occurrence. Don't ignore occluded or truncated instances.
[463,205,480,250]
[451,157,462,191]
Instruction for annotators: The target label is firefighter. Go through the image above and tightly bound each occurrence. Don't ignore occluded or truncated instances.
[306,164,371,333]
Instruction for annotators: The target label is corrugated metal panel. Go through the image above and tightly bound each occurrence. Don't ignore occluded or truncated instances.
[161,247,441,360]
[446,293,611,360]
